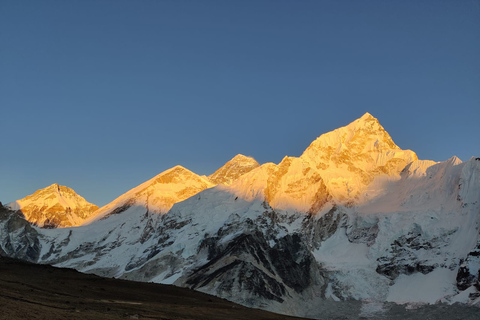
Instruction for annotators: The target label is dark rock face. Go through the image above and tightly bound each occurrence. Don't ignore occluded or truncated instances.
[457,263,475,291]
[185,213,318,305]
[102,199,137,218]
[456,240,480,291]
[0,205,41,262]
[346,215,379,246]
[270,234,312,293]
[187,231,287,303]
[375,224,448,280]
[302,206,346,249]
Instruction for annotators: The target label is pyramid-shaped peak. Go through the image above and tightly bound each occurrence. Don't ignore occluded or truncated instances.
[301,113,417,169]
[447,155,462,165]
[164,164,189,173]
[6,184,98,228]
[304,112,395,152]
[154,164,205,178]
[353,112,382,128]
[152,165,204,183]
[209,154,260,185]
[229,154,259,164]
[359,112,376,121]
[44,183,79,196]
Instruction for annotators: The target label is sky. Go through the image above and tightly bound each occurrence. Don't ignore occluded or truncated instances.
[1,0,479,207]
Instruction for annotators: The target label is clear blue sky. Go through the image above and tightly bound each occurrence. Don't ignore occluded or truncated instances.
[1,0,479,206]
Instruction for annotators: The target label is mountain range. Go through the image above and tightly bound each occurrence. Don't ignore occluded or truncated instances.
[1,112,479,319]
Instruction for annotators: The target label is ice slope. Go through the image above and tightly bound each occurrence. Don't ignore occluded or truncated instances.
[37,204,162,277]
[6,184,98,228]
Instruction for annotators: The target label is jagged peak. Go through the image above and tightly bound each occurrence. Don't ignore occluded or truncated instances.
[302,112,401,158]
[359,112,376,121]
[163,164,189,173]
[25,183,68,198]
[145,165,211,186]
[351,112,384,130]
[278,156,296,166]
[45,183,61,191]
[352,112,384,130]
[447,155,462,166]
[155,165,203,179]
[208,154,260,185]
[13,183,95,204]
[6,183,98,228]
[229,154,259,164]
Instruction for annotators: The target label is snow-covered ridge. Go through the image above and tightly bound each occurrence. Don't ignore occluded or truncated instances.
[84,154,263,225]
[83,165,215,224]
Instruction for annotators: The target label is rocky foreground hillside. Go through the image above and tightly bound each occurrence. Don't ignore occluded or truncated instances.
[0,257,302,320]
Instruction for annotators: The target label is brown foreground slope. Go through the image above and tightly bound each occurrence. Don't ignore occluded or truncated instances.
[0,258,307,320]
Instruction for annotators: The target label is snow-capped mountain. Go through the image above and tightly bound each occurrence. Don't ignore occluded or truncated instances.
[6,183,98,228]
[208,154,260,185]
[299,112,417,202]
[1,113,479,319]
[226,112,417,213]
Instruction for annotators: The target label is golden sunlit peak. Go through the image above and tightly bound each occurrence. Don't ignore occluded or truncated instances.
[170,164,188,171]
[229,154,258,163]
[358,112,378,122]
[159,165,195,176]
[232,154,251,160]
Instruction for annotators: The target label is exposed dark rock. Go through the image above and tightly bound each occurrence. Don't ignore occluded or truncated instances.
[457,264,475,291]
[0,205,41,262]
[103,199,136,217]
[302,206,345,249]
[346,215,379,246]
[188,259,286,303]
[375,225,446,280]
[269,234,312,293]
[456,241,480,291]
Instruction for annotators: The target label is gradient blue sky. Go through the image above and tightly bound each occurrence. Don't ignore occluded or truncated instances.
[1,0,479,206]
